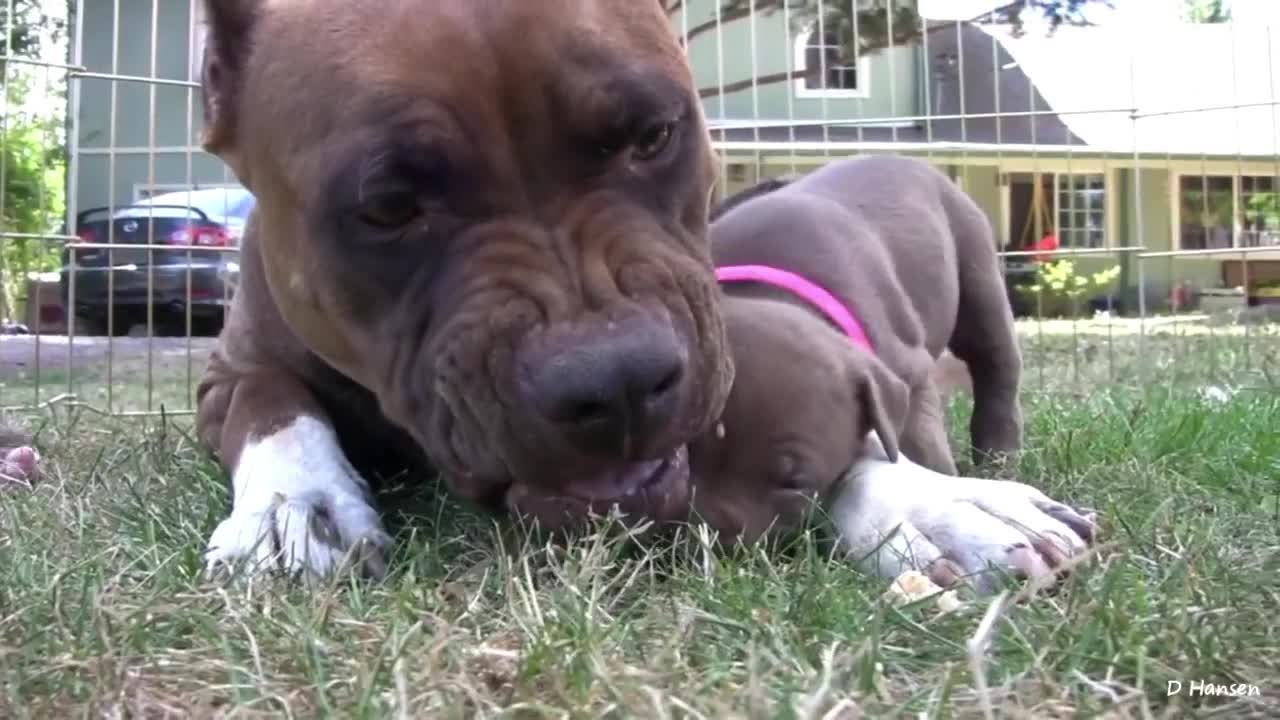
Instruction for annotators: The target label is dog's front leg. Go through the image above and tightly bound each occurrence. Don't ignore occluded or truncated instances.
[197,357,391,581]
[827,434,1097,595]
[898,378,958,476]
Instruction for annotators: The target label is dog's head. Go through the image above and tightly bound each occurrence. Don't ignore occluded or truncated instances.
[198,0,733,529]
[688,298,909,543]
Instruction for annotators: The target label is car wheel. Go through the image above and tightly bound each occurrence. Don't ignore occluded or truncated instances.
[75,311,137,337]
[73,313,110,337]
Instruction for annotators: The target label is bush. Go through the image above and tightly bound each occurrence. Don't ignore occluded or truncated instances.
[1017,259,1122,319]
[1,73,67,324]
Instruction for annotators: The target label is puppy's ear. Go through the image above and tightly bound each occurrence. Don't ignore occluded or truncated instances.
[198,0,259,157]
[848,352,910,463]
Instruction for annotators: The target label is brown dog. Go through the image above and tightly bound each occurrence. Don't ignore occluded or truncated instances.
[687,156,1093,591]
[194,0,736,579]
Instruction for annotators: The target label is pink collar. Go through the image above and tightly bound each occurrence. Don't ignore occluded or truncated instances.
[715,264,873,352]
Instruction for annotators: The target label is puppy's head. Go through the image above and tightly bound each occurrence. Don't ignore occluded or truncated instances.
[688,298,909,543]
[199,1,733,528]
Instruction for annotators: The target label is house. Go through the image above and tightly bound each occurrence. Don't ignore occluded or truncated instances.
[678,0,1280,310]
[68,1,1280,312]
[69,2,231,211]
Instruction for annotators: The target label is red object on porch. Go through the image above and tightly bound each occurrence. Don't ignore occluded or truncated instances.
[1032,233,1059,262]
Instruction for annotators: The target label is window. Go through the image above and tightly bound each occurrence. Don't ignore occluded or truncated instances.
[133,183,242,202]
[1177,174,1280,250]
[793,24,870,99]
[805,30,858,91]
[1239,176,1280,247]
[1055,173,1106,248]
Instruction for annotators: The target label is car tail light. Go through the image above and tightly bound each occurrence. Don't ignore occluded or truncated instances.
[168,224,232,247]
[75,229,96,244]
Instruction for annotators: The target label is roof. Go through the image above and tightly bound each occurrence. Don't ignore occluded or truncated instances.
[708,19,1280,159]
[971,21,1280,157]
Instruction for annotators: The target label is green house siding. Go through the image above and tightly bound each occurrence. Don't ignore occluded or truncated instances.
[677,0,921,123]
[74,154,239,212]
[957,165,1001,242]
[73,0,208,211]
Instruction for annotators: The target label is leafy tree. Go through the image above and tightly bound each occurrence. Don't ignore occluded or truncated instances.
[1183,0,1230,23]
[1,0,67,323]
[667,1,1117,99]
[0,0,67,77]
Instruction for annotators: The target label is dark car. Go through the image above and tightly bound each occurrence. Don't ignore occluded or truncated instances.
[60,187,255,336]
[1003,257,1039,318]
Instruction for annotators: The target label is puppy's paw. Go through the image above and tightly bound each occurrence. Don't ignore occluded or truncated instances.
[204,488,391,581]
[829,441,1098,595]
[203,416,392,582]
[909,479,1096,594]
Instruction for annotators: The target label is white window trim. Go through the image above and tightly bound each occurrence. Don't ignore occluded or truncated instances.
[1170,171,1280,252]
[1170,171,1237,252]
[1053,172,1108,250]
[792,25,871,100]
[997,169,1115,251]
[190,1,208,83]
[133,182,243,203]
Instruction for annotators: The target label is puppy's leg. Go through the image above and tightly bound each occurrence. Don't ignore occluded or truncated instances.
[198,357,391,581]
[946,205,1024,466]
[828,433,1097,595]
[899,380,958,476]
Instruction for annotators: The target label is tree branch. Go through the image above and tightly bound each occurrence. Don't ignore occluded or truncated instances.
[699,68,814,99]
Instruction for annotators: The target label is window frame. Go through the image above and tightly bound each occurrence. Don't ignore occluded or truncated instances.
[792,24,871,100]
[1054,172,1108,250]
[1172,172,1280,251]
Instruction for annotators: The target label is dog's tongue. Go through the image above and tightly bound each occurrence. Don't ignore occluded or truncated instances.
[563,456,668,501]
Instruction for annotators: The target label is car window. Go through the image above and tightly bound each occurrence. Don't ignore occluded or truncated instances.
[110,188,254,222]
[231,191,256,219]
[191,190,254,221]
[112,205,202,220]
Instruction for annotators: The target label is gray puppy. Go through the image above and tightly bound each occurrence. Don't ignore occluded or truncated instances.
[707,154,1022,474]
[687,156,1092,590]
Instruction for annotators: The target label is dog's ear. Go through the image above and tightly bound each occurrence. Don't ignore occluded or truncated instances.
[848,352,911,463]
[198,0,259,157]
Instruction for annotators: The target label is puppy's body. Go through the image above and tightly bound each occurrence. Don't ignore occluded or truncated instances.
[687,156,1095,591]
[708,155,1022,480]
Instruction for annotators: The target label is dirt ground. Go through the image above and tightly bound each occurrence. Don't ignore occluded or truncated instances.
[0,334,218,382]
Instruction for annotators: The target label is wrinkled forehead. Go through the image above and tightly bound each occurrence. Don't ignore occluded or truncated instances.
[241,0,688,170]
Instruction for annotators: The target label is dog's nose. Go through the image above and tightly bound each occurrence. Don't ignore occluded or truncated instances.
[522,321,686,457]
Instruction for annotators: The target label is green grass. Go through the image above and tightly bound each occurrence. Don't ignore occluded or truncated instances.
[1,325,1279,717]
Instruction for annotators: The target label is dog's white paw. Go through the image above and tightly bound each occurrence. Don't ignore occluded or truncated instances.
[203,416,392,581]
[829,435,1097,595]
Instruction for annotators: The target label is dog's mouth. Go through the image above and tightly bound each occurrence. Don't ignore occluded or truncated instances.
[505,446,692,530]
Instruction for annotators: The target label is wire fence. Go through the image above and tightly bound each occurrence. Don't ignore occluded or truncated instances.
[0,0,1278,420]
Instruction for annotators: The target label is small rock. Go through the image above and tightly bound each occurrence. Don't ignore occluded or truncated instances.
[883,570,941,604]
[883,570,965,613]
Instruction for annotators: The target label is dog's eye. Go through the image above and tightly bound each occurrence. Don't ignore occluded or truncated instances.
[357,192,421,229]
[632,121,675,161]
